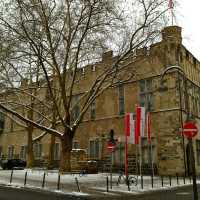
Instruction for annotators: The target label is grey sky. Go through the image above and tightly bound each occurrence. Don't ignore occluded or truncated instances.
[177,0,200,60]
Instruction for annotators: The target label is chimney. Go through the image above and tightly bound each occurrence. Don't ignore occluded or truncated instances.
[161,26,182,44]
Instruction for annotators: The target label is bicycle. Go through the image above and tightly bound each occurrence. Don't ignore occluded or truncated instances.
[117,171,138,186]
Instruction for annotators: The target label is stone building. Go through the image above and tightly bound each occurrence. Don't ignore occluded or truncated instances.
[0,25,200,175]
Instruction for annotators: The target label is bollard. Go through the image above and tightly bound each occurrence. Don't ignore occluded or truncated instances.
[24,171,28,186]
[126,177,130,191]
[10,170,14,184]
[183,176,185,185]
[141,175,143,189]
[106,176,109,192]
[151,175,153,188]
[169,175,172,186]
[57,174,60,190]
[75,177,80,192]
[42,172,46,188]
[161,176,164,187]
[176,174,179,185]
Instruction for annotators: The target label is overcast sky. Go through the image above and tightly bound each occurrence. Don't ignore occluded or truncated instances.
[178,0,200,60]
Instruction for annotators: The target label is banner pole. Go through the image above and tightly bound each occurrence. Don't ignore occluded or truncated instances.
[125,130,128,179]
[139,136,142,183]
[150,139,154,177]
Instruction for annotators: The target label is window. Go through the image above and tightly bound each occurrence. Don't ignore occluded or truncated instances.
[33,143,42,159]
[54,143,60,160]
[118,84,125,115]
[90,100,96,120]
[73,141,79,149]
[196,140,200,165]
[8,145,14,159]
[71,95,80,122]
[20,145,27,160]
[89,138,101,159]
[139,79,154,111]
[0,112,5,133]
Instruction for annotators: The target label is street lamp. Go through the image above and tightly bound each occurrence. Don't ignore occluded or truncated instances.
[160,65,198,200]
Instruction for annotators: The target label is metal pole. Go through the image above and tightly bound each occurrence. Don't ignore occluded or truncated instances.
[10,170,13,184]
[106,176,109,192]
[75,177,80,192]
[24,171,27,186]
[125,133,128,179]
[150,140,154,177]
[110,151,113,189]
[42,172,46,188]
[139,136,142,186]
[57,174,60,190]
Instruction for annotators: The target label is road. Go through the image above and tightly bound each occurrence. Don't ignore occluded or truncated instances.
[87,185,200,200]
[0,185,87,200]
[0,184,199,200]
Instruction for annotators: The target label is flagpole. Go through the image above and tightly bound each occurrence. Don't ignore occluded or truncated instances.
[169,0,174,26]
[135,144,138,175]
[139,135,142,184]
[124,114,129,182]
[147,112,154,177]
[150,138,154,177]
[125,130,128,180]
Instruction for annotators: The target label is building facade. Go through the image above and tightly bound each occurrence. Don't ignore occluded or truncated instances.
[0,26,200,175]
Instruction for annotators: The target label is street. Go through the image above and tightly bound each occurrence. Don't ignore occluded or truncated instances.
[0,185,87,200]
[0,184,199,200]
[87,185,200,200]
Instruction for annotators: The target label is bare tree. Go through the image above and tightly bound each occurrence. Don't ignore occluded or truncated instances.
[0,0,170,171]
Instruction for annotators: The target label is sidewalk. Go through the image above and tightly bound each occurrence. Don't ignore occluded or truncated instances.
[0,169,195,198]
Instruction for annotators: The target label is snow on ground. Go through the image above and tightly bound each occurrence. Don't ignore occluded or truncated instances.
[0,169,196,196]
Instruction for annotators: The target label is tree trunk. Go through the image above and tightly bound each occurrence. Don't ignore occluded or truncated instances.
[27,126,35,168]
[47,134,55,169]
[59,131,73,172]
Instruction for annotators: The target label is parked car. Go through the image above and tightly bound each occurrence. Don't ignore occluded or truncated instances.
[0,159,26,170]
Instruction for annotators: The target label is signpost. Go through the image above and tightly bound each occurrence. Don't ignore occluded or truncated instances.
[182,121,198,200]
[107,129,117,189]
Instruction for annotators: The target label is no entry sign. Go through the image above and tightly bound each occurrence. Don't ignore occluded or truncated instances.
[107,141,116,153]
[183,121,198,138]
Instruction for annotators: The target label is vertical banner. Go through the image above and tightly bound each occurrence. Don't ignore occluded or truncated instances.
[140,107,146,137]
[125,113,137,144]
[135,106,141,144]
[136,105,145,181]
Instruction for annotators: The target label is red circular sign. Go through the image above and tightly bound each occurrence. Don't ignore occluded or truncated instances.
[107,142,116,153]
[183,122,198,138]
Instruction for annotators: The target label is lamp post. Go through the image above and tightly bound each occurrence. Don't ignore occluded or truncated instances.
[160,65,198,200]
